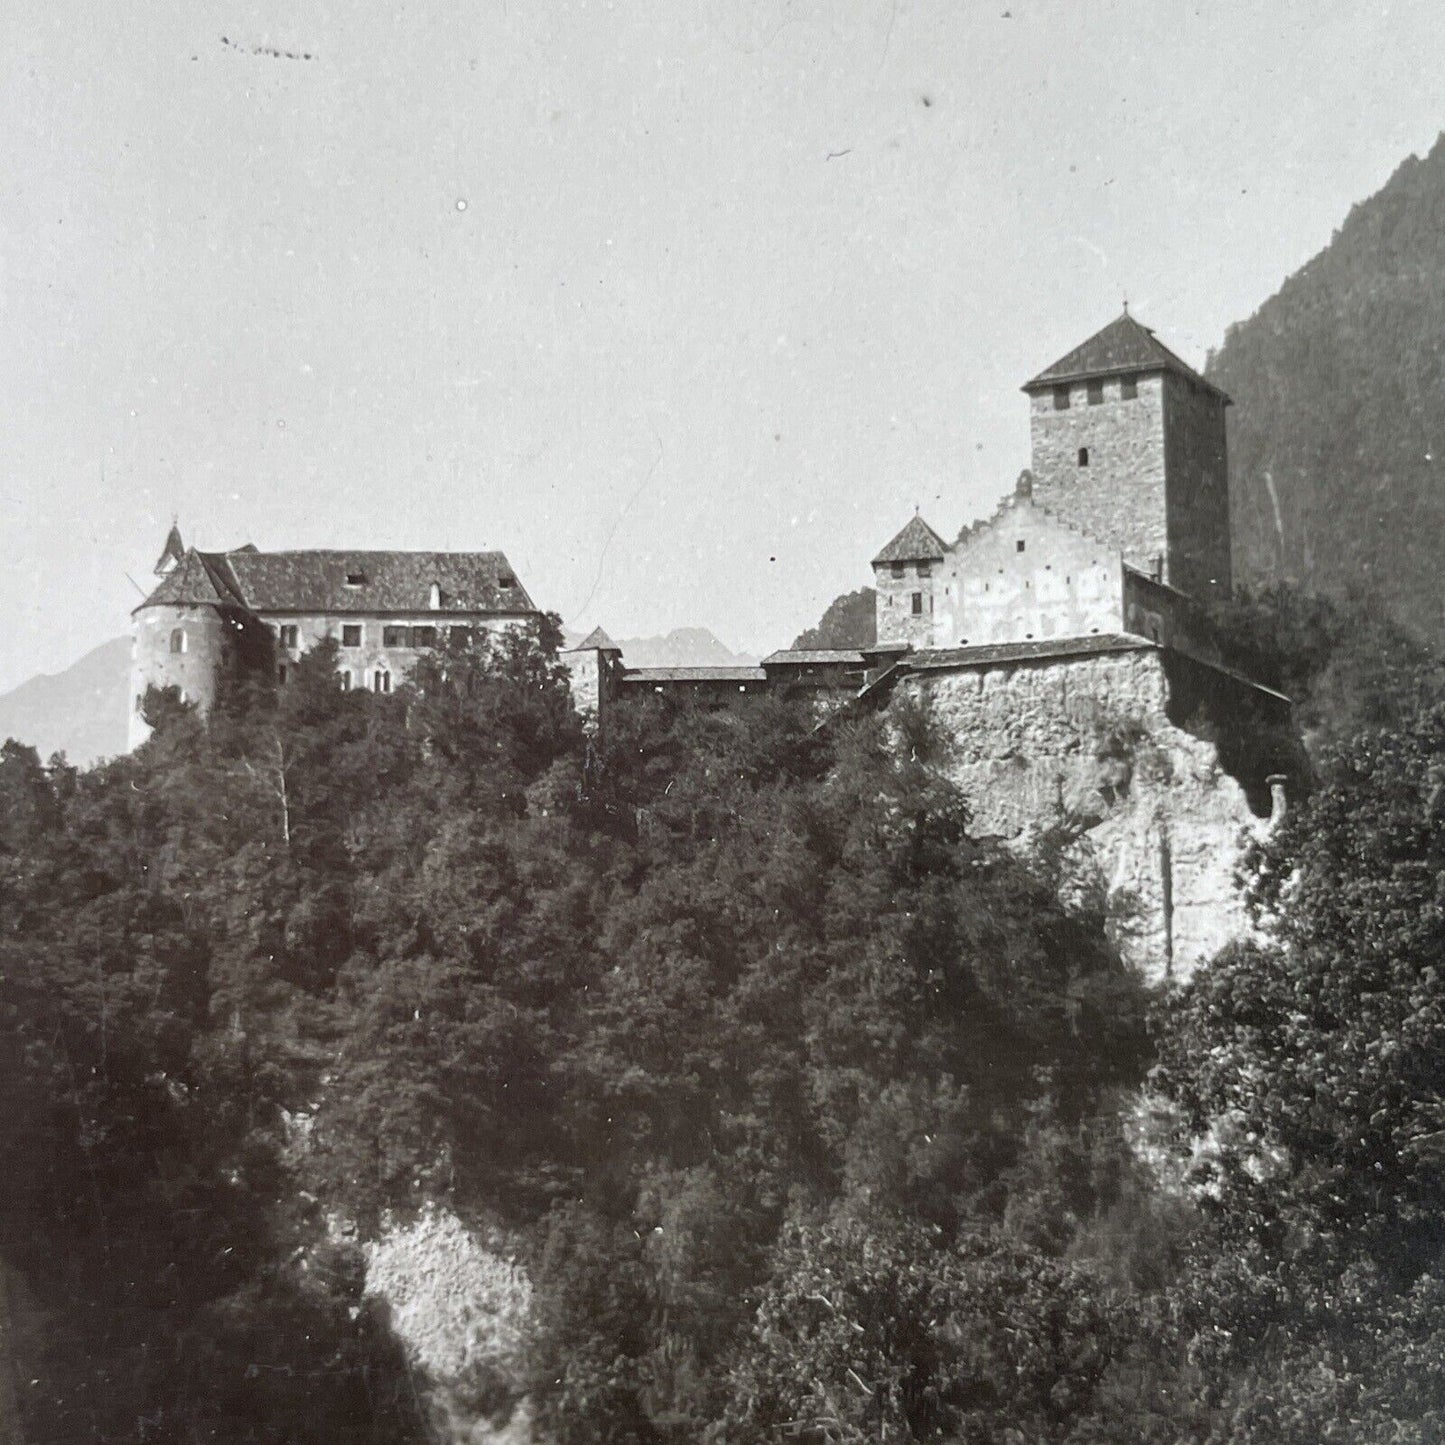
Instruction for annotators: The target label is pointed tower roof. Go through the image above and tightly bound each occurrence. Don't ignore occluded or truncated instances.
[154,522,186,575]
[872,514,948,565]
[1023,311,1230,402]
[571,626,622,654]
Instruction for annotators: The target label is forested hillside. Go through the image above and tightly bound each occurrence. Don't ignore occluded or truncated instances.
[5,611,1445,1439]
[1207,133,1445,646]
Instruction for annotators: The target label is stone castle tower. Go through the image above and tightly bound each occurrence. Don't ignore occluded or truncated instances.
[873,311,1233,652]
[1022,309,1232,601]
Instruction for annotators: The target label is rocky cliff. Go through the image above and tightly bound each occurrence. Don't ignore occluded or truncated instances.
[898,646,1276,982]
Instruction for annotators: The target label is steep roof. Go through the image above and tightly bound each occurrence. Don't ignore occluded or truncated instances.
[571,626,622,653]
[872,514,948,565]
[1023,311,1231,402]
[136,548,237,610]
[153,523,186,575]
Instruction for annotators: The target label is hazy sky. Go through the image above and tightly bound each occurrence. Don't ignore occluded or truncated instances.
[4,0,1443,690]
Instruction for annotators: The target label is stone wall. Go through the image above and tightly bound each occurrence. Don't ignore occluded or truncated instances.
[128,603,229,749]
[896,646,1269,982]
[270,612,527,694]
[1028,373,1170,578]
[944,498,1123,647]
[1164,374,1232,599]
[873,558,939,647]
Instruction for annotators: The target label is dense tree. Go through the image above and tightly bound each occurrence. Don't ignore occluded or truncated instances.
[791,587,877,651]
[1154,697,1445,1441]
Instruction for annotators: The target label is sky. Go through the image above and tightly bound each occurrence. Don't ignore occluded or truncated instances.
[3,0,1444,690]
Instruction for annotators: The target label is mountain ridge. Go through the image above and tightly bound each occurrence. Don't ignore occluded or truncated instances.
[1206,131,1445,646]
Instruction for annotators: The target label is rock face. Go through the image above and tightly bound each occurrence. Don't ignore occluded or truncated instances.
[898,646,1270,982]
[364,1206,534,1443]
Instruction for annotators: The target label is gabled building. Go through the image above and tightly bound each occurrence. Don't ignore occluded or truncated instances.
[874,310,1232,656]
[129,534,538,748]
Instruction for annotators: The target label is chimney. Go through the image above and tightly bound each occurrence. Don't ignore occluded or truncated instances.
[1267,774,1288,827]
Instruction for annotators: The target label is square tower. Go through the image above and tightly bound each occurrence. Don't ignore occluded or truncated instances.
[1022,311,1232,602]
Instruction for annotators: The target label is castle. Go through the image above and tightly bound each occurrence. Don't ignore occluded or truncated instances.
[130,310,1292,980]
[128,537,538,749]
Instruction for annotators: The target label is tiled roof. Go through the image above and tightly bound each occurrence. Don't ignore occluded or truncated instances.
[907,635,1151,671]
[1023,312,1230,401]
[621,667,768,683]
[571,626,622,653]
[137,549,237,609]
[872,515,948,565]
[143,549,535,616]
[761,649,866,666]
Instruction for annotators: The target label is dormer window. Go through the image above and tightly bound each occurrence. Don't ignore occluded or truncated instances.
[499,575,515,591]
[346,571,367,587]
[429,582,443,610]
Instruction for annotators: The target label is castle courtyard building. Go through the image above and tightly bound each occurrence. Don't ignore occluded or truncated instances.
[129,529,538,748]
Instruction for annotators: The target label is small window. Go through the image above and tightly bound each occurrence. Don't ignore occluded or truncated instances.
[279,624,298,649]
[449,625,475,646]
[169,628,186,654]
[277,664,288,685]
[429,582,443,610]
[911,592,924,616]
[499,575,515,590]
[1016,539,1026,553]
[346,571,366,587]
[373,670,391,694]
[1078,447,1089,467]
[341,624,362,647]
[339,670,351,691]
[891,562,905,579]
[382,625,408,648]
[1087,379,1104,405]
[1052,385,1071,410]
[917,562,932,579]
[1121,376,1138,400]
[413,626,437,648]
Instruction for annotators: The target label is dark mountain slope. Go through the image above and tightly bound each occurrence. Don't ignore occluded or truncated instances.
[1207,134,1445,645]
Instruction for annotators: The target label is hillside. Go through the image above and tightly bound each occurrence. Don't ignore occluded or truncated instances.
[1207,133,1445,646]
[0,636,131,765]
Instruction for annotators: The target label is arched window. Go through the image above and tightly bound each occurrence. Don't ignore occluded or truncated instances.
[1078,447,1089,467]
[373,669,391,694]
[169,628,186,654]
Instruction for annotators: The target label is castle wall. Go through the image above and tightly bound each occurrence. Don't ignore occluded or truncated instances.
[1163,374,1232,599]
[943,501,1123,647]
[897,647,1266,983]
[129,604,228,749]
[1028,373,1170,579]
